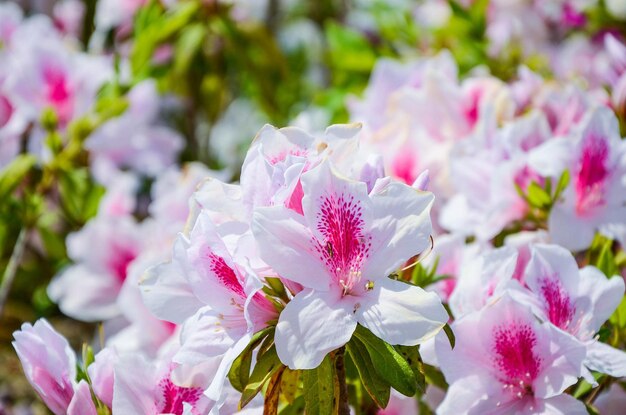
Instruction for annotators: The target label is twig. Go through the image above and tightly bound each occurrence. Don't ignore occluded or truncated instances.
[335,347,350,415]
[0,228,28,316]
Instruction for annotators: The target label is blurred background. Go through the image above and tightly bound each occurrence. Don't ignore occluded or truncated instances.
[2,0,626,413]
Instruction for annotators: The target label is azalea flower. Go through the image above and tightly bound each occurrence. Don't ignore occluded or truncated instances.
[513,243,626,377]
[253,160,448,369]
[12,319,77,415]
[48,214,143,321]
[142,209,277,401]
[112,353,211,415]
[448,246,518,318]
[545,108,626,251]
[4,25,110,127]
[436,293,587,415]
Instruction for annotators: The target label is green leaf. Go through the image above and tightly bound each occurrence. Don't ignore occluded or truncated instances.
[420,363,448,391]
[265,277,288,300]
[302,354,336,415]
[573,379,594,399]
[596,240,617,277]
[57,168,105,224]
[554,170,571,201]
[82,344,96,369]
[0,155,37,200]
[278,395,305,415]
[394,345,425,394]
[443,324,456,349]
[325,22,377,73]
[280,368,300,404]
[240,345,283,409]
[228,326,274,392]
[526,181,551,208]
[174,24,206,74]
[346,337,390,408]
[353,325,416,397]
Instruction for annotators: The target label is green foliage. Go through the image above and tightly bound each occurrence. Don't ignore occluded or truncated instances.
[352,325,417,397]
[240,345,284,409]
[0,155,37,202]
[229,326,275,392]
[302,354,336,415]
[346,336,391,407]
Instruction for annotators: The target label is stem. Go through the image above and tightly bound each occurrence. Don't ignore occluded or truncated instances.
[0,228,28,317]
[585,376,613,406]
[335,347,350,415]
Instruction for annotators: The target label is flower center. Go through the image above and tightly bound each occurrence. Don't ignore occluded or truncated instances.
[108,245,137,284]
[43,64,73,123]
[314,193,371,295]
[391,150,418,185]
[575,134,609,215]
[203,249,246,298]
[157,376,202,415]
[539,276,574,331]
[492,322,541,399]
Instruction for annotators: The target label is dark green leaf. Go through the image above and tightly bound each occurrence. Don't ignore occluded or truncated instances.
[346,337,390,408]
[353,325,416,397]
[443,324,455,349]
[278,395,305,415]
[394,345,425,394]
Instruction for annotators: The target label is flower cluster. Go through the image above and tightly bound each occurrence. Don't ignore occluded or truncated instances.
[4,0,626,414]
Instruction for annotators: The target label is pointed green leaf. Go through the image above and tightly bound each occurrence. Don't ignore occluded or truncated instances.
[346,337,390,408]
[240,345,283,409]
[353,325,416,397]
[302,354,336,415]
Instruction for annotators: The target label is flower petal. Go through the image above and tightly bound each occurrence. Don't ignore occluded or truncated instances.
[585,341,626,377]
[252,205,331,291]
[67,380,97,415]
[275,289,357,369]
[365,181,434,280]
[356,277,447,346]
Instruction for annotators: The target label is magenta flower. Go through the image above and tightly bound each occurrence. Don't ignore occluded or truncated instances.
[253,160,448,369]
[436,294,586,414]
[547,108,626,251]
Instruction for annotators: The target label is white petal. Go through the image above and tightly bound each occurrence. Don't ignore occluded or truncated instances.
[541,394,587,415]
[204,332,252,401]
[275,290,357,369]
[252,205,331,291]
[174,307,236,369]
[579,266,625,333]
[548,205,597,252]
[140,257,203,324]
[356,278,447,346]
[366,181,435,280]
[585,341,626,377]
[47,265,120,321]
